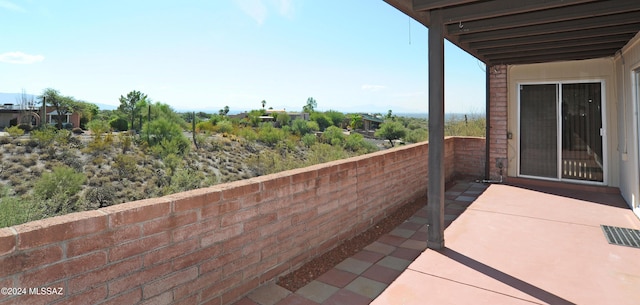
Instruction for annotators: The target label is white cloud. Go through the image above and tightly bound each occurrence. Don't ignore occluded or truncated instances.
[361,84,387,92]
[235,0,295,25]
[0,52,44,64]
[234,0,268,25]
[0,0,25,12]
[272,0,293,18]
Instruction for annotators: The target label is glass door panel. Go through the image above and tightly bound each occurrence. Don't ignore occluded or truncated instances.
[561,83,603,182]
[520,84,558,178]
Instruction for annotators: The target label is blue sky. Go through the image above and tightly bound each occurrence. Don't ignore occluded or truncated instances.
[0,0,486,114]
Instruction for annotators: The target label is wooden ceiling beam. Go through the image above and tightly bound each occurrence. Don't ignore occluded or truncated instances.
[458,11,640,43]
[412,0,479,12]
[478,34,634,56]
[438,0,595,23]
[446,0,640,35]
[469,24,640,50]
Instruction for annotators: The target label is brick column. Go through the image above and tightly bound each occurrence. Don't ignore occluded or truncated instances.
[488,65,508,180]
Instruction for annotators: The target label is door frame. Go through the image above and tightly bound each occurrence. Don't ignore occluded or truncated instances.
[517,79,608,185]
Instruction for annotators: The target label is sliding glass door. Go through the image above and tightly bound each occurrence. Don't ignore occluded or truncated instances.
[519,82,604,183]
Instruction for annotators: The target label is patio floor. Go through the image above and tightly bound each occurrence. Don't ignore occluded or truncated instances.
[234,181,640,305]
[373,183,640,305]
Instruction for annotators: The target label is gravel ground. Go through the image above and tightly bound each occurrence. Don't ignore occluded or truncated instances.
[276,197,426,292]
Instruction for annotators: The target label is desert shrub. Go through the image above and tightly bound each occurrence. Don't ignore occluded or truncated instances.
[258,124,285,146]
[87,119,110,135]
[113,154,138,178]
[109,117,129,131]
[324,110,346,127]
[0,186,42,227]
[5,125,24,137]
[344,133,378,153]
[444,114,486,137]
[301,133,316,147]
[149,137,191,157]
[164,167,208,195]
[322,126,345,146]
[310,112,331,131]
[196,121,215,133]
[216,120,233,134]
[144,117,183,144]
[238,128,258,141]
[84,185,117,208]
[305,143,348,166]
[163,153,182,176]
[118,132,133,153]
[275,112,291,127]
[34,166,85,200]
[405,128,428,143]
[31,127,56,147]
[33,166,86,216]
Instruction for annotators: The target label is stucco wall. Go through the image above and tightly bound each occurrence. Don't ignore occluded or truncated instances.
[506,58,619,187]
[0,137,485,305]
[615,31,640,212]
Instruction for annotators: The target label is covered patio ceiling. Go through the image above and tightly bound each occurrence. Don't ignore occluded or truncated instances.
[384,0,640,65]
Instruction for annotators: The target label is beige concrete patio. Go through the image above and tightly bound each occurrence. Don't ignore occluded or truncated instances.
[372,183,640,305]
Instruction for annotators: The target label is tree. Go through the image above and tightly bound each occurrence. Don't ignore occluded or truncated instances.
[119,90,147,131]
[386,109,393,120]
[310,112,331,131]
[218,106,230,116]
[261,100,266,109]
[40,88,76,129]
[324,110,345,128]
[375,121,407,147]
[303,97,317,113]
[348,114,363,130]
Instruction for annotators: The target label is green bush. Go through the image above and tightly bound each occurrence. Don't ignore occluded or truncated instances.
[109,117,128,131]
[5,125,24,137]
[310,112,331,131]
[405,128,428,143]
[301,133,316,147]
[143,117,184,146]
[33,166,86,216]
[196,121,215,133]
[322,126,345,145]
[113,154,138,178]
[83,185,117,208]
[31,127,57,147]
[87,120,110,135]
[34,166,86,200]
[344,133,378,153]
[292,119,310,136]
[238,128,258,141]
[0,192,41,228]
[324,110,345,127]
[216,120,233,134]
[258,124,285,146]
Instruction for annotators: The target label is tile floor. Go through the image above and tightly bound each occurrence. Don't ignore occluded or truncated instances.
[232,181,488,305]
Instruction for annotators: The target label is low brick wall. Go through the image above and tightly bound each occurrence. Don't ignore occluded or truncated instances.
[0,137,485,305]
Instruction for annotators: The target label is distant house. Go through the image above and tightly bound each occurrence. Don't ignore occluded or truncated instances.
[0,103,40,129]
[265,109,309,121]
[45,107,80,128]
[360,113,384,131]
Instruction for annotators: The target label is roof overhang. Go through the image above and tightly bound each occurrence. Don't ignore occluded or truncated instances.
[384,0,640,65]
